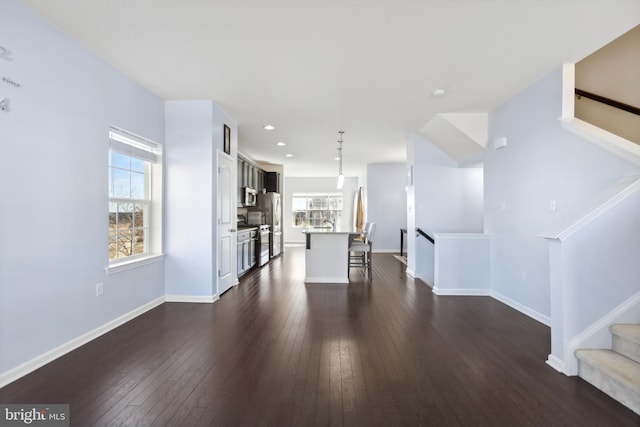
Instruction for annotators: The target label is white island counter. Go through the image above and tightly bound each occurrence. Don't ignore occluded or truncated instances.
[303,229,359,283]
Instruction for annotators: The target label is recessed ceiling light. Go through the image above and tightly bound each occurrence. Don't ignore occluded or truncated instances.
[285,154,293,157]
[263,124,275,130]
[276,141,286,146]
[334,156,341,161]
[431,88,447,98]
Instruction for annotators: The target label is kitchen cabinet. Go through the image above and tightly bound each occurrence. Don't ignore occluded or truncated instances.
[237,158,244,206]
[256,169,264,192]
[238,155,269,206]
[264,171,280,193]
[237,228,258,276]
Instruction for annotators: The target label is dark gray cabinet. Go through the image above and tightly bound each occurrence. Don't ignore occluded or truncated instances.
[237,228,258,277]
[238,155,269,206]
[264,171,280,193]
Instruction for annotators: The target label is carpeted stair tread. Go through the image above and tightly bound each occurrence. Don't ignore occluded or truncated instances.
[610,324,640,345]
[575,349,640,392]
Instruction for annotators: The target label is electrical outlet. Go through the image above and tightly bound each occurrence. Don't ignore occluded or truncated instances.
[520,271,527,282]
[96,282,104,297]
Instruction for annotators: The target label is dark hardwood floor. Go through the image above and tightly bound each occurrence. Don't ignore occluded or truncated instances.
[2,247,638,426]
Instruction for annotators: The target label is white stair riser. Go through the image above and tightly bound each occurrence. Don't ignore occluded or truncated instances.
[578,360,640,415]
[612,334,640,365]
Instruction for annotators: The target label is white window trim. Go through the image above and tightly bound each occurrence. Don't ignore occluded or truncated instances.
[108,126,163,267]
[106,254,165,275]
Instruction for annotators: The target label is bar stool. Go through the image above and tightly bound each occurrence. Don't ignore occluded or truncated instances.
[348,222,375,279]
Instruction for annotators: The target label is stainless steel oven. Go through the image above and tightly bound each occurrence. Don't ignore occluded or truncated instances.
[257,225,270,267]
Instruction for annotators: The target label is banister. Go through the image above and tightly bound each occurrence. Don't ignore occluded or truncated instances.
[416,228,435,244]
[575,88,640,116]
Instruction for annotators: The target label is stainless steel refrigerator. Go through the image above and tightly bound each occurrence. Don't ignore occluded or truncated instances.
[256,192,281,257]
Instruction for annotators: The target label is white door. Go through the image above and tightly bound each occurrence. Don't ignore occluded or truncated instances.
[217,151,235,296]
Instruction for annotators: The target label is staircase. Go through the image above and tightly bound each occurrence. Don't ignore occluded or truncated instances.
[575,324,640,415]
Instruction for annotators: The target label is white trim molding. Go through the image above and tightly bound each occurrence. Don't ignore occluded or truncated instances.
[165,294,220,303]
[433,288,490,296]
[106,254,165,275]
[546,354,565,373]
[491,290,551,326]
[0,296,165,388]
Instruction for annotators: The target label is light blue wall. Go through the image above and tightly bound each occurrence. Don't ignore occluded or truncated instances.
[485,68,640,319]
[366,163,407,252]
[0,1,165,374]
[164,101,237,297]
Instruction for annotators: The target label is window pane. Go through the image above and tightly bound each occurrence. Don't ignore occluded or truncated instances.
[109,203,118,228]
[131,157,145,173]
[112,168,131,198]
[108,168,113,198]
[108,231,117,260]
[131,171,145,199]
[294,212,307,227]
[292,197,307,210]
[134,204,145,228]
[110,151,130,169]
[117,230,134,258]
[133,229,146,255]
[116,203,134,230]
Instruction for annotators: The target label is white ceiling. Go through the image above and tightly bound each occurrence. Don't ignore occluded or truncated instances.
[21,0,640,177]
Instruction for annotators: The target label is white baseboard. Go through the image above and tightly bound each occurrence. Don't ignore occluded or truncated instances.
[490,290,551,326]
[420,279,434,289]
[0,296,165,388]
[165,294,219,303]
[405,269,434,288]
[546,354,565,373]
[433,288,490,296]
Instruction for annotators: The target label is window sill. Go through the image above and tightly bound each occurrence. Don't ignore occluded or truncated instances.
[106,254,165,275]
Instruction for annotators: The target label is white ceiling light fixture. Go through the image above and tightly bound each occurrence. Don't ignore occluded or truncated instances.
[285,153,293,157]
[431,88,447,98]
[336,130,345,190]
[263,124,275,130]
[276,141,286,146]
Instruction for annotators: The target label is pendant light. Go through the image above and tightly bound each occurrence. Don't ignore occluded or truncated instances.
[337,131,344,189]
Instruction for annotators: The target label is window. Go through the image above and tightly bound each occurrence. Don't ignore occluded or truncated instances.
[108,127,162,264]
[292,193,343,228]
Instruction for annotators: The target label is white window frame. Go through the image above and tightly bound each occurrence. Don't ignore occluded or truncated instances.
[292,193,343,229]
[107,127,163,273]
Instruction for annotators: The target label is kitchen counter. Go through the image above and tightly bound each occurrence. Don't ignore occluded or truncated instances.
[302,229,360,283]
[302,227,355,234]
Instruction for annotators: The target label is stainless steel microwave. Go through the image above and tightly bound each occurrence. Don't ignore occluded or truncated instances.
[243,187,257,206]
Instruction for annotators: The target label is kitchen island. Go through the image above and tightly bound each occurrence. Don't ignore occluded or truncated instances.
[303,228,360,283]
